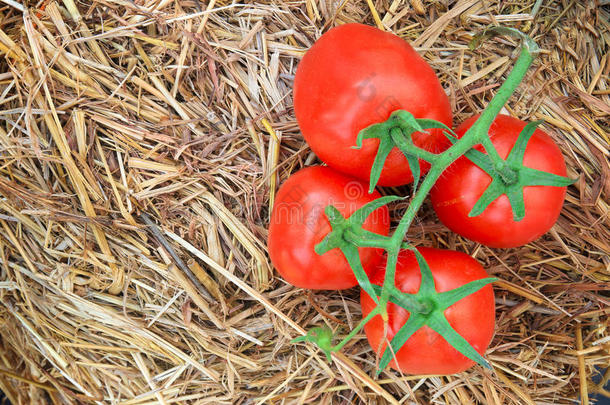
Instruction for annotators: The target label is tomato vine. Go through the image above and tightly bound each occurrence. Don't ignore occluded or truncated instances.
[292,27,573,374]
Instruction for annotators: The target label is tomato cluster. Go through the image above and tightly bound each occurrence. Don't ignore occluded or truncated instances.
[267,24,569,376]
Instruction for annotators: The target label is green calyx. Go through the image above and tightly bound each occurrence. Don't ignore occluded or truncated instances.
[354,110,452,193]
[493,161,518,185]
[370,248,496,375]
[314,196,402,303]
[444,121,574,221]
[291,326,334,361]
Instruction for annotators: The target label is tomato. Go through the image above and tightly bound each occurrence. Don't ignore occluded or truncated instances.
[293,23,452,187]
[268,166,390,290]
[361,248,495,375]
[430,114,568,248]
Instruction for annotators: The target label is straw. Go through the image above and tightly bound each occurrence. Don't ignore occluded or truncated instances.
[0,1,608,403]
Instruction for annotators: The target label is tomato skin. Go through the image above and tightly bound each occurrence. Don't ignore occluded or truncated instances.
[268,166,390,290]
[293,23,452,186]
[430,114,568,248]
[361,248,495,375]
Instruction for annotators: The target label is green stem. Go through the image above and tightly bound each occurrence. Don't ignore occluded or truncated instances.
[392,43,534,240]
[390,127,439,164]
[332,285,434,353]
[376,35,536,318]
[387,285,432,314]
[344,229,393,249]
[331,306,381,352]
[379,247,399,314]
[479,136,505,167]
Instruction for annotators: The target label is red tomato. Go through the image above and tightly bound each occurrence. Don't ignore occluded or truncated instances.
[268,166,390,290]
[361,248,495,375]
[430,114,568,248]
[293,23,452,187]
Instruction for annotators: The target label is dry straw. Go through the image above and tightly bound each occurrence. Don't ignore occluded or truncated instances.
[0,0,608,404]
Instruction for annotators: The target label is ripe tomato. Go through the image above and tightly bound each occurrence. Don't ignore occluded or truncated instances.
[268,166,390,290]
[361,248,495,375]
[293,23,452,187]
[430,114,568,248]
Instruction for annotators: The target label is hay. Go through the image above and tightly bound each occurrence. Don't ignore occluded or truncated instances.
[0,0,608,403]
